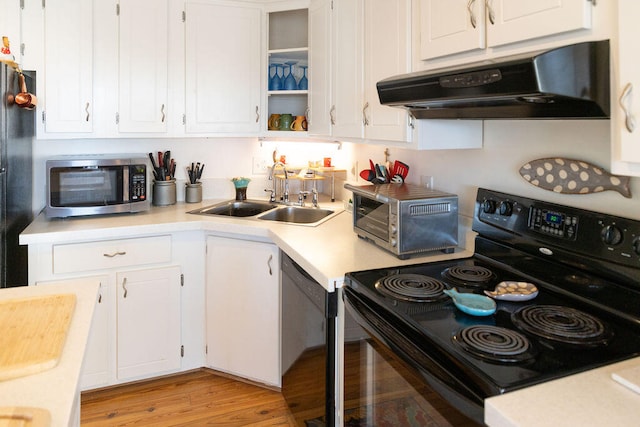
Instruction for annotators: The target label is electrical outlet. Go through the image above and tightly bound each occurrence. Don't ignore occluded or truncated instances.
[252,157,270,175]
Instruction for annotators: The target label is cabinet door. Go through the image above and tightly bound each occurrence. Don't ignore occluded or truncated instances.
[420,0,485,60]
[205,236,280,387]
[116,266,181,380]
[184,1,262,134]
[487,0,592,48]
[43,0,93,133]
[615,1,640,167]
[308,0,332,136]
[331,0,364,139]
[364,0,411,142]
[118,0,169,133]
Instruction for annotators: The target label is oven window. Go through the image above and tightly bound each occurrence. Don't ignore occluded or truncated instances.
[344,328,480,426]
[354,195,389,242]
[50,166,124,207]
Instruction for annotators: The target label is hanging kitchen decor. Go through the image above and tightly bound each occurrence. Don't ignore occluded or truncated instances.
[519,157,631,198]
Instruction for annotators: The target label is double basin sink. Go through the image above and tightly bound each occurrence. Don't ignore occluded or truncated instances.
[188,199,339,226]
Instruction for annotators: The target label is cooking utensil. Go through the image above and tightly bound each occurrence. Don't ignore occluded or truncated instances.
[393,160,409,180]
[359,169,375,181]
[443,288,496,316]
[15,72,37,110]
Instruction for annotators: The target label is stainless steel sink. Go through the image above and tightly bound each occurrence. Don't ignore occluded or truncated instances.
[188,200,278,217]
[257,206,336,225]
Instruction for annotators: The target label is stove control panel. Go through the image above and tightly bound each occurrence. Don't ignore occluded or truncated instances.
[529,207,578,240]
[474,188,640,271]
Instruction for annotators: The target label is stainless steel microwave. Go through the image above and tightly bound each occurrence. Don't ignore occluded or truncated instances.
[344,183,458,259]
[46,155,149,218]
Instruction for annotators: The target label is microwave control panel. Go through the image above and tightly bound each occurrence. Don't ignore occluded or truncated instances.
[130,165,147,201]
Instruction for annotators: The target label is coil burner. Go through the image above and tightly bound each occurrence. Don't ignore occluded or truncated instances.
[512,305,613,347]
[375,273,448,302]
[453,325,535,363]
[442,265,495,288]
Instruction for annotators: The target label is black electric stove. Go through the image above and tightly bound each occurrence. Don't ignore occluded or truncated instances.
[344,188,640,424]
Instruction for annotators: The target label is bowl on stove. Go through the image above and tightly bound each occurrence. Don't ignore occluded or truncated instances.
[444,288,496,316]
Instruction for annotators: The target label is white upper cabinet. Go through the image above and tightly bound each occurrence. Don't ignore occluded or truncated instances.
[330,0,364,139]
[184,0,262,134]
[363,0,411,142]
[42,0,94,134]
[117,0,169,133]
[611,0,640,176]
[420,0,592,61]
[308,0,332,136]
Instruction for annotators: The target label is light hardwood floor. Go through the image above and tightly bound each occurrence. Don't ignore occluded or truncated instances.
[80,369,296,426]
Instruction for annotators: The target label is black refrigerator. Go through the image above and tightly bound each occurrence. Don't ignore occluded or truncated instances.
[0,63,35,288]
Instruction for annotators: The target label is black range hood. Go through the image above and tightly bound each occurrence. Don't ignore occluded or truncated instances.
[377,40,610,120]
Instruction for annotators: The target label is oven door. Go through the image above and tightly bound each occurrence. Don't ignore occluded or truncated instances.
[343,288,483,426]
[352,193,390,243]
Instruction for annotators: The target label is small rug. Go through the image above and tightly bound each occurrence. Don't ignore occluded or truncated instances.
[305,396,433,427]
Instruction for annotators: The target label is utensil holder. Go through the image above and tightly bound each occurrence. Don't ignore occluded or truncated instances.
[185,182,202,203]
[153,179,176,206]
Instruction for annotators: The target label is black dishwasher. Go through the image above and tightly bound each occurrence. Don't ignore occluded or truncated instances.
[281,252,337,427]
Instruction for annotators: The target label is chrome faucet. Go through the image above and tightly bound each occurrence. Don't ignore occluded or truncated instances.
[267,161,289,203]
[298,188,319,207]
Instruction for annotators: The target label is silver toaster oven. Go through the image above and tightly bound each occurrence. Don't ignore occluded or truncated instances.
[344,183,458,259]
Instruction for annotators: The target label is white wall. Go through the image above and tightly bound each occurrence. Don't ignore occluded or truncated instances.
[348,120,639,221]
[32,136,348,212]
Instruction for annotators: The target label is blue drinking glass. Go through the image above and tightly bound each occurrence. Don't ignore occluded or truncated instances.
[269,63,282,91]
[298,65,308,90]
[283,61,298,90]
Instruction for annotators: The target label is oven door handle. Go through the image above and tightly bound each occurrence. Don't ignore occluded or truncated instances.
[344,183,390,203]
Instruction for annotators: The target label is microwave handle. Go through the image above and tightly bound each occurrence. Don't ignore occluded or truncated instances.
[344,183,390,204]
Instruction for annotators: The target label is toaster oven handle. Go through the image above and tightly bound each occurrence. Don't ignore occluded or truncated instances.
[344,183,390,204]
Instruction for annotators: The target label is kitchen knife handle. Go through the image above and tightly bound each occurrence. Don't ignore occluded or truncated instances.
[103,251,126,258]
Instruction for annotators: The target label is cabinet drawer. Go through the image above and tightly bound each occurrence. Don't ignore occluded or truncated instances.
[53,235,172,274]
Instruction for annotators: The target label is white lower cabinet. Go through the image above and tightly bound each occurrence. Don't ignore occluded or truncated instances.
[116,266,182,381]
[30,236,183,390]
[205,235,280,387]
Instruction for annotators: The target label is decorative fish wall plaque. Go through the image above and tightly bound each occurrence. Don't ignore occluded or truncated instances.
[519,158,631,198]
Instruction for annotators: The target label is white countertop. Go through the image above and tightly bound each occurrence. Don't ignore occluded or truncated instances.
[20,199,475,291]
[485,356,640,426]
[0,280,99,427]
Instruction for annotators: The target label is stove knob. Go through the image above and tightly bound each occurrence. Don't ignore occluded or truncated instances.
[482,200,496,214]
[601,225,623,246]
[632,237,640,255]
[498,201,513,216]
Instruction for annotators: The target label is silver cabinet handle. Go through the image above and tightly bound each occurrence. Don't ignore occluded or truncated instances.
[467,0,477,28]
[85,102,90,121]
[620,83,636,133]
[330,105,336,125]
[485,0,495,25]
[161,104,165,123]
[103,251,126,258]
[255,105,260,123]
[267,254,273,276]
[362,102,369,126]
[122,277,128,298]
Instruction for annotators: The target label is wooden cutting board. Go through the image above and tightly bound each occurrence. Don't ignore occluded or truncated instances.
[0,407,50,427]
[0,294,76,382]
